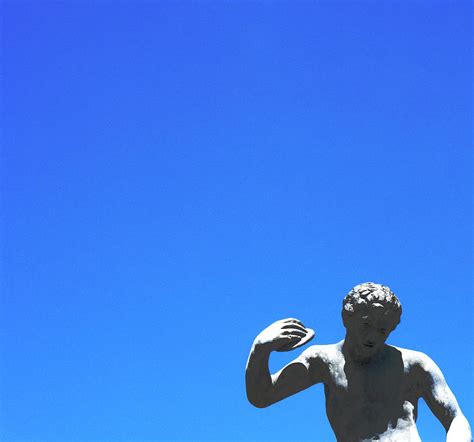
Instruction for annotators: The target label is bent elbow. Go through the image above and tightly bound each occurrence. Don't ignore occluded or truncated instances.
[248,397,271,408]
[245,377,275,408]
[246,392,272,408]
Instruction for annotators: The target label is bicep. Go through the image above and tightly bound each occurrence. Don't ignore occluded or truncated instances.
[269,350,323,404]
[421,357,461,431]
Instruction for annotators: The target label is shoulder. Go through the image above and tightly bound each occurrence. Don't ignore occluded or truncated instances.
[298,342,343,367]
[291,343,341,384]
[393,346,435,366]
[392,345,428,362]
[393,346,445,379]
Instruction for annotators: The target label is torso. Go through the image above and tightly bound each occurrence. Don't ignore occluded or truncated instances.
[308,343,425,442]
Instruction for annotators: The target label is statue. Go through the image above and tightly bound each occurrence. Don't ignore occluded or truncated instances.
[246,282,471,441]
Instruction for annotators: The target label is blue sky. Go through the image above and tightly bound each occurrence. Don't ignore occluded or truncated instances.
[1,1,472,441]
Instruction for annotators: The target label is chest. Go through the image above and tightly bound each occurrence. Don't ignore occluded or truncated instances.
[322,355,420,439]
[324,360,418,406]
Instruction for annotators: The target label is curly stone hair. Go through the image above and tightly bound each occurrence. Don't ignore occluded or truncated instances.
[342,282,402,329]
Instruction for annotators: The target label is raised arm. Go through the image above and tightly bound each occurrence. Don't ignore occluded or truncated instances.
[245,318,321,408]
[419,354,472,442]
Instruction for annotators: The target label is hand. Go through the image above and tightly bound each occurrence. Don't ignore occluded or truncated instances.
[254,318,313,352]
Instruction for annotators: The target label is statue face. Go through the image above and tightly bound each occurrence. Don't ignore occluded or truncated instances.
[345,305,394,357]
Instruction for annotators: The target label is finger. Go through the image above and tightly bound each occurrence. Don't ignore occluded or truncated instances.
[281,329,306,338]
[283,318,305,327]
[281,328,306,336]
[275,335,293,346]
[278,334,295,342]
[284,334,302,341]
[281,323,307,333]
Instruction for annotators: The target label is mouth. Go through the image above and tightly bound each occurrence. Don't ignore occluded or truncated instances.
[363,343,375,348]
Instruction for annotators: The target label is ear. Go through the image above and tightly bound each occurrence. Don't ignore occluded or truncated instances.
[342,310,350,328]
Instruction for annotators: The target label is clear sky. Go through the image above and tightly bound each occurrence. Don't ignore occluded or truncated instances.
[1,1,472,441]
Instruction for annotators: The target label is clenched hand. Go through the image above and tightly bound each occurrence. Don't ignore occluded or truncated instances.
[254,318,314,352]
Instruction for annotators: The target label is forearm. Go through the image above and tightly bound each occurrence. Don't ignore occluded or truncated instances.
[245,343,274,408]
[446,414,472,442]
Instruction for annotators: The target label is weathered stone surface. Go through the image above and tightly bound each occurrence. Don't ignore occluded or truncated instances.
[246,282,472,441]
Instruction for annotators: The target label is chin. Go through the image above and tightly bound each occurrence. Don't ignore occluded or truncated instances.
[360,345,379,355]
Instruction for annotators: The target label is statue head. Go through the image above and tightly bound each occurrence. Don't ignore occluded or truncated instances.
[342,282,402,357]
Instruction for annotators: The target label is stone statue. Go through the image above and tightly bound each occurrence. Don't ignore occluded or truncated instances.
[246,282,471,441]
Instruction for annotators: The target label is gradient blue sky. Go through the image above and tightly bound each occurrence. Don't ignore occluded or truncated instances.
[1,1,472,441]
